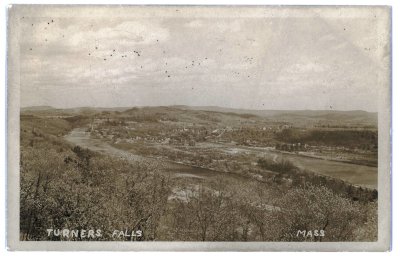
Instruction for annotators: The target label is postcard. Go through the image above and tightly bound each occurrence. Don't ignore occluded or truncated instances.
[7,5,391,251]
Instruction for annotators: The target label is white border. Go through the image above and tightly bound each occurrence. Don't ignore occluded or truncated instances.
[1,0,398,255]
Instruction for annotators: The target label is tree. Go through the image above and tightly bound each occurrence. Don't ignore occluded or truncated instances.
[276,184,364,241]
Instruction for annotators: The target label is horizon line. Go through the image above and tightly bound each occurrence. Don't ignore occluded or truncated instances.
[20,104,378,114]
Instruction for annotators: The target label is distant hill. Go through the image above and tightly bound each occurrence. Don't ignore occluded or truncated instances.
[21,106,132,116]
[21,105,377,127]
[169,105,377,128]
[172,105,377,121]
[21,106,55,111]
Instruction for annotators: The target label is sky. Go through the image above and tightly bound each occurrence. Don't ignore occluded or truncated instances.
[16,6,390,111]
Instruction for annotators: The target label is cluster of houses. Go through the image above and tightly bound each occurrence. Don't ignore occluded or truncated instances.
[275,142,308,152]
[91,117,302,151]
[167,137,196,146]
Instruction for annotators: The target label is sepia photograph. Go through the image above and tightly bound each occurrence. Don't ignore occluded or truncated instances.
[6,4,391,251]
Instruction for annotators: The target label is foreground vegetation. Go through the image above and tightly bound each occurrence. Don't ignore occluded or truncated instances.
[20,109,378,241]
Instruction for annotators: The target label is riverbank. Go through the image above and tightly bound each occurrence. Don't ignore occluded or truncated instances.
[65,127,377,189]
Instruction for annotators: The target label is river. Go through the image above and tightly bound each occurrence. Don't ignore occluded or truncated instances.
[64,128,246,181]
[65,128,377,188]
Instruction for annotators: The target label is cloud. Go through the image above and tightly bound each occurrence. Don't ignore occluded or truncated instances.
[215,19,242,33]
[69,21,170,47]
[17,8,388,112]
[184,20,203,28]
[285,62,328,74]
